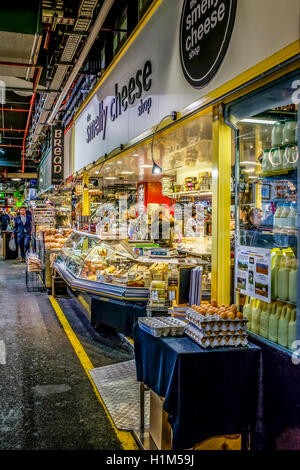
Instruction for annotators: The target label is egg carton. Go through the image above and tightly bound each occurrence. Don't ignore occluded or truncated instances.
[186,321,247,337]
[187,318,248,335]
[186,327,248,349]
[138,316,186,337]
[186,309,248,327]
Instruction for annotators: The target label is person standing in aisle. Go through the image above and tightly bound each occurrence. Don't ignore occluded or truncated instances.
[11,207,32,262]
[0,210,10,231]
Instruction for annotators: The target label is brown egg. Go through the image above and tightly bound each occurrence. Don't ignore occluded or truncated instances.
[221,304,226,308]
[209,337,214,343]
[230,304,238,314]
[220,312,228,320]
[227,312,236,320]
[211,299,218,307]
[236,312,243,320]
[199,309,206,315]
[217,336,222,342]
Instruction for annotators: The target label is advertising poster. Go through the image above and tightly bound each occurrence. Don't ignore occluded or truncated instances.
[235,245,271,303]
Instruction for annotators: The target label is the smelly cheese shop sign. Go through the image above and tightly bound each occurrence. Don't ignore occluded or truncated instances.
[180,0,237,88]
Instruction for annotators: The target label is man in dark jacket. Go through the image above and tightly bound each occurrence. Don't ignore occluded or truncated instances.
[12,207,32,261]
[0,210,10,231]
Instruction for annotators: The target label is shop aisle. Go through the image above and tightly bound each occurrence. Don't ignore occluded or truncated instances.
[0,258,134,450]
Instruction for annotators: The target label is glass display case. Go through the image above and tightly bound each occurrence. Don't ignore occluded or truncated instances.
[226,69,299,351]
[54,230,209,304]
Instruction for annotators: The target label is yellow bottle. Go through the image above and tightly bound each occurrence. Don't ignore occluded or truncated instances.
[259,302,274,338]
[277,252,293,301]
[251,300,262,334]
[278,305,291,348]
[243,297,256,332]
[289,259,297,304]
[268,302,282,343]
[288,308,297,350]
[271,249,282,299]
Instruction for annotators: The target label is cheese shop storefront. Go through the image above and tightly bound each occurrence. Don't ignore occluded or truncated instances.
[52,0,300,450]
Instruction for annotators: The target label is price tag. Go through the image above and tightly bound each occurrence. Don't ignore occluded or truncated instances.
[151,291,159,301]
[169,290,176,300]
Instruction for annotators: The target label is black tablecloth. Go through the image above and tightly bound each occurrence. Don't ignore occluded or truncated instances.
[134,324,262,450]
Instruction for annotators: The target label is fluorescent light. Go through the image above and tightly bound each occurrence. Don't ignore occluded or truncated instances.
[243,168,255,173]
[12,178,21,181]
[120,171,134,174]
[117,161,122,164]
[241,161,261,166]
[105,177,117,180]
[140,165,153,168]
[132,153,140,157]
[95,171,99,174]
[240,118,277,125]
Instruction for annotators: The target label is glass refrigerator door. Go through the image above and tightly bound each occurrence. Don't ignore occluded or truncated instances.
[226,70,299,351]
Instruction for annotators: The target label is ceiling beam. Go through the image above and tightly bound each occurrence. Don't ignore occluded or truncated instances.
[7,173,37,179]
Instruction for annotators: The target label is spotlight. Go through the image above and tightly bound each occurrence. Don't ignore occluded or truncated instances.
[152,162,162,175]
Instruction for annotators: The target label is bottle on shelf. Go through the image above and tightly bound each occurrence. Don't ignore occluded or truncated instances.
[271,122,285,147]
[268,301,282,343]
[262,148,272,173]
[251,300,262,334]
[288,308,297,350]
[270,147,283,171]
[280,203,291,232]
[289,258,297,304]
[271,249,283,299]
[273,205,283,233]
[278,304,291,348]
[287,202,297,233]
[282,119,297,145]
[243,296,256,331]
[259,302,275,338]
[277,250,294,302]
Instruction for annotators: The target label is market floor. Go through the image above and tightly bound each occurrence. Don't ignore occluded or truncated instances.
[0,256,134,450]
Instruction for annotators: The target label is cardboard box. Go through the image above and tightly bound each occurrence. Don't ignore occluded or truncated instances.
[149,390,172,450]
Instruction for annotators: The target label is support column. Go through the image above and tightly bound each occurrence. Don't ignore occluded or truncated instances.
[82,172,90,216]
[211,104,232,305]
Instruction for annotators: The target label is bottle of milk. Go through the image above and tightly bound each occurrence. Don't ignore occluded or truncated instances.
[273,204,283,233]
[280,203,291,232]
[287,202,297,232]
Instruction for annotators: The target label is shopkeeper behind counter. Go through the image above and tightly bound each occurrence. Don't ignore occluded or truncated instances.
[185,209,198,238]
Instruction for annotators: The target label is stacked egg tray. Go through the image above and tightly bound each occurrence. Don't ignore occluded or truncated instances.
[185,308,248,348]
[138,316,186,337]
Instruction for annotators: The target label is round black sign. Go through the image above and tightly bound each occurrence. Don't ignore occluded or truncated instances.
[180,0,237,88]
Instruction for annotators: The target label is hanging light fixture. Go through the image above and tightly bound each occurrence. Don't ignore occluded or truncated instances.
[152,162,162,175]
[151,112,177,175]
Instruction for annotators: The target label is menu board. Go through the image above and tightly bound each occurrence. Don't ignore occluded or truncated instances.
[235,245,271,303]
